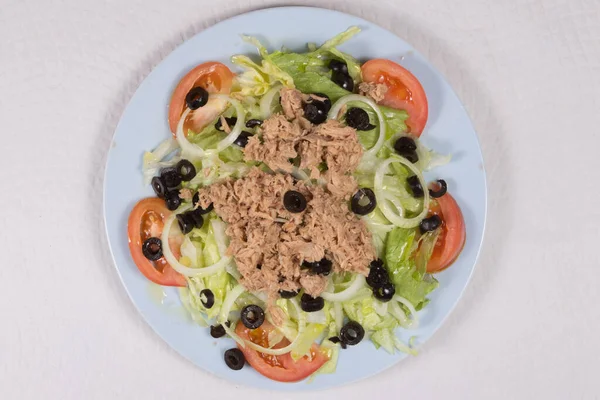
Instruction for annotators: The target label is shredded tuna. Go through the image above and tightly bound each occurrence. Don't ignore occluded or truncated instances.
[219,115,232,133]
[280,88,305,120]
[198,168,376,298]
[358,82,388,103]
[179,188,194,201]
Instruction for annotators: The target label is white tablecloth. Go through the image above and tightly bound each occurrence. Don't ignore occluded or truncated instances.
[1,0,599,398]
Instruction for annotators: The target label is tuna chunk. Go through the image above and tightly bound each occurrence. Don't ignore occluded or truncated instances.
[358,82,388,103]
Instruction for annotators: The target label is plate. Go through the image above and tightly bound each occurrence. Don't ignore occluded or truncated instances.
[103,6,487,391]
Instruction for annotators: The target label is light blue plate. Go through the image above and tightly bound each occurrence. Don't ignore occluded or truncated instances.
[104,6,487,391]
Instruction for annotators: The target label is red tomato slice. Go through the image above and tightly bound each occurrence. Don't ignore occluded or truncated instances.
[235,321,328,382]
[361,59,428,135]
[127,198,186,287]
[168,62,235,136]
[426,193,466,273]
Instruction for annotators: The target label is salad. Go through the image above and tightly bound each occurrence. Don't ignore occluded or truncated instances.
[127,27,466,383]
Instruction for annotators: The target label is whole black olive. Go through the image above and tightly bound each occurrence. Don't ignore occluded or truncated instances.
[303,101,328,124]
[407,175,424,198]
[192,192,214,214]
[340,321,365,345]
[151,176,167,199]
[245,119,263,128]
[185,87,209,110]
[373,282,395,302]
[309,93,332,111]
[210,324,227,338]
[351,188,377,215]
[366,261,390,288]
[331,71,354,91]
[328,59,348,74]
[420,215,442,234]
[279,289,299,299]
[428,179,448,198]
[224,348,245,370]
[142,237,162,261]
[176,213,194,234]
[234,131,253,148]
[200,289,215,308]
[175,160,196,181]
[164,190,181,211]
[160,167,182,188]
[283,191,307,213]
[300,294,325,312]
[345,108,375,131]
[215,117,238,132]
[394,136,417,153]
[240,305,265,329]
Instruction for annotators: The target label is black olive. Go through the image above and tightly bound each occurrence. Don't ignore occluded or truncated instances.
[175,160,196,181]
[420,215,442,234]
[176,213,194,234]
[240,305,265,329]
[151,176,167,199]
[340,321,365,345]
[309,93,332,111]
[394,136,417,153]
[234,131,253,148]
[429,179,448,198]
[279,289,299,299]
[185,86,209,110]
[142,237,162,261]
[245,119,263,128]
[215,117,238,132]
[328,59,348,74]
[164,190,181,211]
[210,324,227,338]
[303,101,328,125]
[370,258,383,268]
[407,175,424,198]
[160,167,182,188]
[331,71,354,92]
[283,191,307,213]
[397,149,419,163]
[373,282,396,302]
[300,294,325,312]
[192,192,214,214]
[351,188,377,215]
[256,264,262,270]
[311,258,332,276]
[224,348,245,370]
[200,289,215,309]
[328,336,341,344]
[366,261,390,288]
[187,209,204,229]
[345,108,375,131]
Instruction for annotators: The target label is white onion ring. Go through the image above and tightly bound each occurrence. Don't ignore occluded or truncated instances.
[320,274,366,302]
[161,205,230,277]
[260,84,282,118]
[374,156,430,228]
[218,284,246,346]
[327,94,386,156]
[393,295,419,329]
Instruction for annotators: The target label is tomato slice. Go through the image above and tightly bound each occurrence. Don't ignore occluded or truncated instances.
[361,59,428,135]
[235,321,328,382]
[127,198,186,287]
[168,62,235,136]
[426,193,466,273]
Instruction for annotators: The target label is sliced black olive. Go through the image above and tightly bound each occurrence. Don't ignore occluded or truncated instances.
[303,101,328,125]
[283,191,307,213]
[331,71,354,92]
[351,188,377,215]
[420,215,442,234]
[187,209,204,229]
[300,294,325,312]
[345,108,375,131]
[200,289,215,309]
[185,86,209,110]
[311,258,332,276]
[394,136,417,153]
[210,324,227,338]
[215,117,238,132]
[240,305,265,329]
[279,289,299,299]
[428,179,448,198]
[407,175,424,198]
[176,213,194,234]
[397,149,419,163]
[340,321,365,345]
[373,282,395,302]
[160,167,182,188]
[224,348,245,370]
[151,176,167,199]
[245,119,263,128]
[328,59,348,74]
[142,237,162,261]
[192,192,214,214]
[175,160,196,181]
[366,260,390,288]
[309,93,331,111]
[165,190,181,211]
[234,131,253,148]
